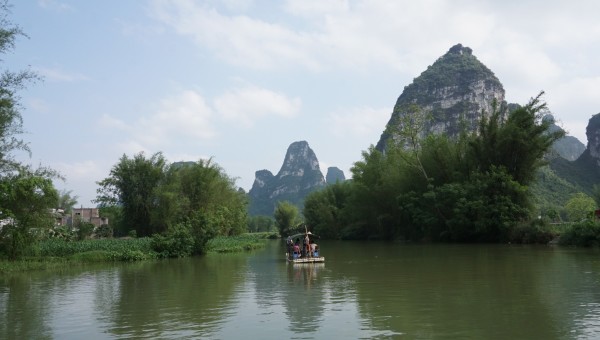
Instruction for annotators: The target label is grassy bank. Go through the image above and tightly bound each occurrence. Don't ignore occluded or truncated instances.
[206,231,278,253]
[0,232,279,274]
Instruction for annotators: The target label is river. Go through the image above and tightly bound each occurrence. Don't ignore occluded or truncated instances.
[1,241,600,339]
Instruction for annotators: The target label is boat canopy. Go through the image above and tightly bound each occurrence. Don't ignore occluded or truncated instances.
[286,232,320,242]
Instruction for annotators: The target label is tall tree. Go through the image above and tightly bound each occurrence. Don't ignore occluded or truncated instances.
[0,0,40,176]
[57,189,78,214]
[565,193,596,222]
[0,169,58,259]
[0,1,60,259]
[95,152,168,237]
[274,201,300,237]
[469,93,564,186]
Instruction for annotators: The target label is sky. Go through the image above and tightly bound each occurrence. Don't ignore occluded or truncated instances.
[6,0,600,206]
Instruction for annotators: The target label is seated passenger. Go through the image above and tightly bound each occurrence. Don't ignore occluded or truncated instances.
[310,243,318,256]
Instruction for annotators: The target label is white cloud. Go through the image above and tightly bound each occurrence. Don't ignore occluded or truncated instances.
[98,113,129,130]
[38,0,73,12]
[51,160,111,206]
[328,106,390,138]
[150,0,320,70]
[27,98,51,114]
[37,67,89,82]
[99,83,300,155]
[165,152,211,163]
[53,160,105,182]
[546,76,600,142]
[214,85,301,127]
[136,90,216,147]
[283,0,349,17]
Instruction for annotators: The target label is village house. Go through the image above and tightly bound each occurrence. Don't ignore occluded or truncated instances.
[55,207,108,228]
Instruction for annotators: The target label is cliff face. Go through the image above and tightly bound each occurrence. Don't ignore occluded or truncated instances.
[248,141,327,216]
[376,44,505,151]
[587,113,600,163]
[549,113,600,193]
[544,114,585,161]
[326,167,346,184]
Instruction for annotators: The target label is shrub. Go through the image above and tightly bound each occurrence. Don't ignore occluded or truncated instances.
[117,249,149,261]
[95,224,113,238]
[509,219,556,244]
[0,224,35,260]
[559,220,600,247]
[71,250,115,262]
[37,237,154,257]
[46,226,75,241]
[76,221,95,240]
[150,223,194,258]
[206,234,267,253]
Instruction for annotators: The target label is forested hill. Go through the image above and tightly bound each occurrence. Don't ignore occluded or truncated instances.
[376,43,505,151]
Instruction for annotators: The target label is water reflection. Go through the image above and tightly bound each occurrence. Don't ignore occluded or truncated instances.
[1,242,599,339]
[104,255,249,339]
[0,275,53,339]
[284,263,326,334]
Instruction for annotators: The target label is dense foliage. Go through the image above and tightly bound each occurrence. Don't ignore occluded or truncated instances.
[273,201,300,237]
[95,154,248,255]
[247,215,276,232]
[304,93,565,242]
[0,2,60,259]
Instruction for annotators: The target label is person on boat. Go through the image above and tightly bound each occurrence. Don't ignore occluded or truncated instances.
[304,233,311,257]
[286,238,294,259]
[310,242,318,257]
[293,239,301,257]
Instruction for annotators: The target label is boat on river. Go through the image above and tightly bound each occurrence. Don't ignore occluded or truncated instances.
[285,232,325,264]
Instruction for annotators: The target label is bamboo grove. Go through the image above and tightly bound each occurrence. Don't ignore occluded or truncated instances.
[304,93,565,242]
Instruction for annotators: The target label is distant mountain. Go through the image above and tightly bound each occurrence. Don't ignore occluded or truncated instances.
[376,43,505,151]
[372,43,595,211]
[326,167,346,184]
[248,141,339,216]
[543,114,585,161]
[550,113,600,193]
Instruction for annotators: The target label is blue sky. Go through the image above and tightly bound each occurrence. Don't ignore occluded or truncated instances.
[6,0,600,206]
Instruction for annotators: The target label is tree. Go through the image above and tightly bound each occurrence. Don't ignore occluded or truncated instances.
[0,169,58,259]
[169,159,247,237]
[247,215,275,232]
[303,182,352,239]
[469,93,564,186]
[591,184,600,207]
[0,2,59,259]
[274,201,300,237]
[0,1,40,176]
[565,193,596,222]
[96,155,247,254]
[385,104,432,181]
[332,93,563,242]
[57,189,78,214]
[95,152,168,237]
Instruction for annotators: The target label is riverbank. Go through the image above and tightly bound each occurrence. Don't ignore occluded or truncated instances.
[0,232,279,274]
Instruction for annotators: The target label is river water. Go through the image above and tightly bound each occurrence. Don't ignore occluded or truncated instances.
[1,241,600,339]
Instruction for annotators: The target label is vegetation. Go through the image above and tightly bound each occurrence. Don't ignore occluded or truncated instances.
[206,232,277,253]
[559,220,600,247]
[247,215,276,232]
[0,1,61,260]
[95,154,248,255]
[56,189,78,214]
[565,193,596,222]
[0,232,277,273]
[274,201,300,237]
[304,93,567,243]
